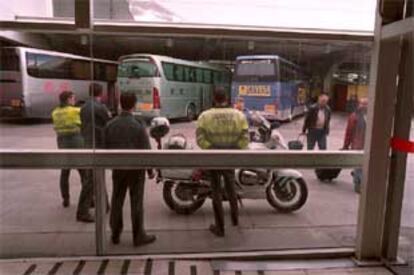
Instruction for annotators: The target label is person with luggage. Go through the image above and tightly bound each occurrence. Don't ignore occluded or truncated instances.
[105,92,156,246]
[51,91,94,222]
[343,97,368,193]
[196,87,249,237]
[302,93,331,150]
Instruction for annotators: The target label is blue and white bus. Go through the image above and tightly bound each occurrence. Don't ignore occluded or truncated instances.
[231,55,308,121]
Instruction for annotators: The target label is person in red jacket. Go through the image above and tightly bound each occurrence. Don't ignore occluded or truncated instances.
[343,97,368,193]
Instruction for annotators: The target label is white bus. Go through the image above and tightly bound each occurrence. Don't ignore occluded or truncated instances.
[0,47,118,119]
[117,54,231,120]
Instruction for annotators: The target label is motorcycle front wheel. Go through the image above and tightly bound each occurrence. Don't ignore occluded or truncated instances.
[266,177,308,212]
[163,181,207,215]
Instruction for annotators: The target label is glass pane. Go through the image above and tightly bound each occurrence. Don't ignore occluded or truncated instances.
[95,0,375,31]
[393,119,414,274]
[0,0,73,21]
[0,33,98,257]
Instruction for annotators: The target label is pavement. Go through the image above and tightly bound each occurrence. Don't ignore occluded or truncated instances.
[0,114,412,273]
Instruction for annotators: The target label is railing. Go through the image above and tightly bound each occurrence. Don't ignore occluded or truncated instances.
[0,149,364,255]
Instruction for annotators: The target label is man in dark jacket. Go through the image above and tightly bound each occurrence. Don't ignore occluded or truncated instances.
[105,92,156,246]
[81,83,111,208]
[80,83,111,148]
[302,93,331,150]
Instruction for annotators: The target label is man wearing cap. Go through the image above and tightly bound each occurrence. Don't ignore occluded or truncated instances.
[196,87,249,237]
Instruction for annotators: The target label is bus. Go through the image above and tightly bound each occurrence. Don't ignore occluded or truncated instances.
[117,54,231,120]
[231,55,308,121]
[0,47,118,119]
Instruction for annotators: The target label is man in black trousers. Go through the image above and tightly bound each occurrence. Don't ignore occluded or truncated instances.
[105,92,156,246]
[80,83,111,208]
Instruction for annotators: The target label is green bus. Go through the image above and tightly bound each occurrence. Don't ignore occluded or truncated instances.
[117,54,231,120]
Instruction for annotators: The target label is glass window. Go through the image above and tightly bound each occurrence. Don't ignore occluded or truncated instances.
[173,64,184,82]
[26,53,72,79]
[196,68,204,83]
[0,48,20,71]
[117,60,158,79]
[203,69,212,83]
[71,59,90,80]
[161,62,174,80]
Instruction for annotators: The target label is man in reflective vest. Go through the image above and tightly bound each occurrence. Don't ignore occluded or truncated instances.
[196,87,249,236]
[51,91,94,223]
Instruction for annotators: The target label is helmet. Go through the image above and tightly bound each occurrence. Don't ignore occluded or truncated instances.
[165,134,188,149]
[149,117,170,139]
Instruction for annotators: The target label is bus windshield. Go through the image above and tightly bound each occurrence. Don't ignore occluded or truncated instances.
[234,59,277,82]
[118,59,159,78]
[0,49,20,71]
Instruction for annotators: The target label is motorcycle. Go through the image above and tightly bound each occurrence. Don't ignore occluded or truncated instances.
[149,114,308,215]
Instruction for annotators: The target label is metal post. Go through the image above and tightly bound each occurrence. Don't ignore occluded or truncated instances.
[94,168,107,256]
[382,32,414,261]
[75,0,92,30]
[355,1,402,260]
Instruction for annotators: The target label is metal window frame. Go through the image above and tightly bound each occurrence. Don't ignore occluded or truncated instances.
[0,0,412,261]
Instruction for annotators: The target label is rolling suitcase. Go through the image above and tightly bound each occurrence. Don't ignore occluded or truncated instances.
[315,168,341,182]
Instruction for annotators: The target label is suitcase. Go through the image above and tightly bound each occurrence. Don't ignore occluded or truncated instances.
[288,134,305,150]
[315,168,341,181]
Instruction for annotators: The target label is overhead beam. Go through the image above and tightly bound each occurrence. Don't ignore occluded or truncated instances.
[0,20,373,42]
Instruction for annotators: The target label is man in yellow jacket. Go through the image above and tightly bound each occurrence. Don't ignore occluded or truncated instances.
[52,91,94,223]
[196,87,249,236]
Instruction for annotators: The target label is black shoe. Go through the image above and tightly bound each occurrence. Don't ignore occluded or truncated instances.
[209,224,224,237]
[134,234,156,246]
[62,199,70,208]
[231,218,239,226]
[76,214,95,223]
[90,199,95,208]
[111,234,120,245]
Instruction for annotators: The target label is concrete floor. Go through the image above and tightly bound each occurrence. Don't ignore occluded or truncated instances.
[0,114,412,270]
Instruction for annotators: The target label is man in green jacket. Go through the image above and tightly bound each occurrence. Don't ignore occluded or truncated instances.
[196,87,249,236]
[51,91,94,223]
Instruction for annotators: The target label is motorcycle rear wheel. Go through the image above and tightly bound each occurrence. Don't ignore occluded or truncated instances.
[163,181,206,215]
[266,177,308,212]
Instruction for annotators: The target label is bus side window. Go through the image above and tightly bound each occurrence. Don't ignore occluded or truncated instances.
[71,60,90,80]
[162,62,174,81]
[196,68,204,83]
[188,67,196,82]
[203,69,212,84]
[173,64,184,82]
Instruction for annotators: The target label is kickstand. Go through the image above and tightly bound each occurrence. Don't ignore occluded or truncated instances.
[237,194,244,207]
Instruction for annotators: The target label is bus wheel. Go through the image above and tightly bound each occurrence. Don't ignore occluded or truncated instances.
[186,104,197,121]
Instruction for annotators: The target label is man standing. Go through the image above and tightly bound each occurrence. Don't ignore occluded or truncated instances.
[80,83,111,208]
[302,93,331,150]
[80,83,111,149]
[105,92,156,246]
[51,91,94,222]
[196,87,249,237]
[343,97,368,193]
